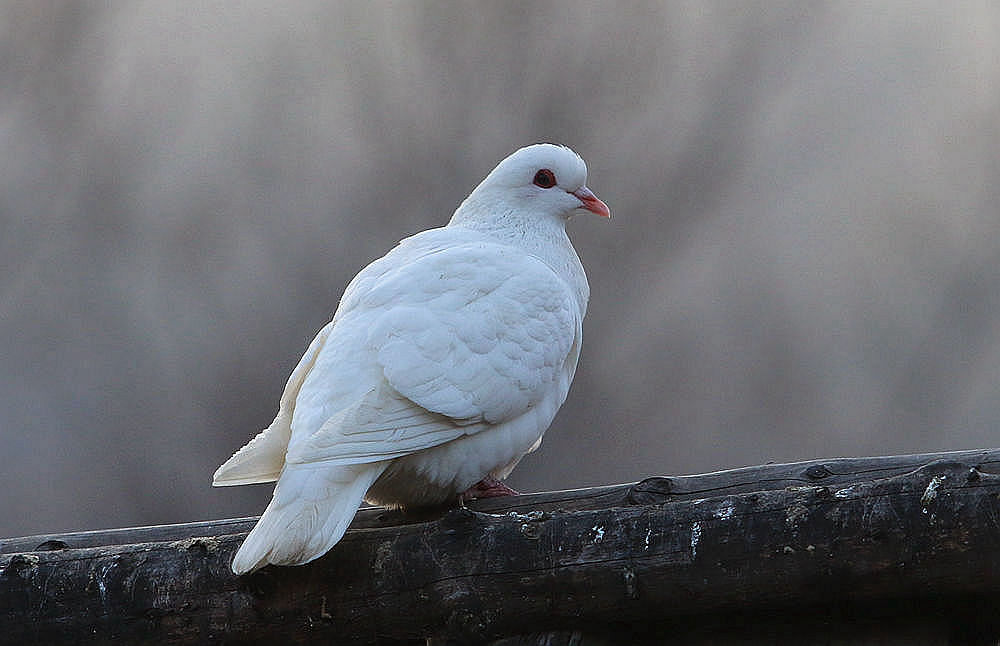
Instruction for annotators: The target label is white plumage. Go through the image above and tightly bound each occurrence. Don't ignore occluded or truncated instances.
[213,143,609,574]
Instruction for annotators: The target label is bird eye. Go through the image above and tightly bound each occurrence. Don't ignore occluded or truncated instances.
[533,169,556,189]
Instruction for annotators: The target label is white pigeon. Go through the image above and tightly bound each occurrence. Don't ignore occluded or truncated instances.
[213,143,609,575]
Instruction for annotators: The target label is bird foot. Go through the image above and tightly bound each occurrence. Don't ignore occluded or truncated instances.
[460,477,520,503]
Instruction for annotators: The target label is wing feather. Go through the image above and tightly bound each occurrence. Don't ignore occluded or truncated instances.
[366,243,578,424]
[286,238,580,468]
[286,383,477,466]
[212,321,335,485]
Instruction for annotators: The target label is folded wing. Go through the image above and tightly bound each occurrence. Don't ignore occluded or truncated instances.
[288,241,580,467]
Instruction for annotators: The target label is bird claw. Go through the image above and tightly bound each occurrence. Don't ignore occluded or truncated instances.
[459,477,520,503]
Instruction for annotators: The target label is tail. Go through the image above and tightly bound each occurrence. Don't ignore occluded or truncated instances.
[231,462,386,575]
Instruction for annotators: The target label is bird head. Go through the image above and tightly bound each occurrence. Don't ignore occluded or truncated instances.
[452,144,610,227]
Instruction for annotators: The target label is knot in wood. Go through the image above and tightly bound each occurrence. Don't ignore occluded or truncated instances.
[628,477,673,505]
[803,464,833,480]
[34,540,68,552]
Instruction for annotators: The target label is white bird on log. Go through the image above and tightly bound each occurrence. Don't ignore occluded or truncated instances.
[213,144,609,574]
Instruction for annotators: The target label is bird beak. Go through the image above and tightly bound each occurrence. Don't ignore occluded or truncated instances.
[572,186,611,218]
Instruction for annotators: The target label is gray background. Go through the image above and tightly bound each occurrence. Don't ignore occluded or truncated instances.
[3,2,999,538]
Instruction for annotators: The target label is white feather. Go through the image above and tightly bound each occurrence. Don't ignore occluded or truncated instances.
[212,322,334,486]
[214,143,605,573]
[230,462,386,574]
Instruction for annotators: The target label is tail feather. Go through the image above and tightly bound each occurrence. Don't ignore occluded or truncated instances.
[231,462,386,575]
[213,421,290,486]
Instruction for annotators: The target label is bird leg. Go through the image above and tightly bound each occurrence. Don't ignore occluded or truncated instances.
[460,476,520,503]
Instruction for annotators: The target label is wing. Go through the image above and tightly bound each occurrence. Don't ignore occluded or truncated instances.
[286,382,477,466]
[288,240,581,466]
[212,321,334,485]
[365,242,580,423]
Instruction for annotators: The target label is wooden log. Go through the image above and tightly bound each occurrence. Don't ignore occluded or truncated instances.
[2,448,1000,644]
[7,447,998,555]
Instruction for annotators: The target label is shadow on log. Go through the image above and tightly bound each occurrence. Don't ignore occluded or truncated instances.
[3,448,1000,645]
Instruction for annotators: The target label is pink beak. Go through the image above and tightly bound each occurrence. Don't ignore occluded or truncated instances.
[572,186,611,218]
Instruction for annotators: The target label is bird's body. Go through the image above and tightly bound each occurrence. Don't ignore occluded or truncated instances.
[214,144,608,574]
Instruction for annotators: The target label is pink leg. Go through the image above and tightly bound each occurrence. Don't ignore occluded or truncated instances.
[460,476,520,502]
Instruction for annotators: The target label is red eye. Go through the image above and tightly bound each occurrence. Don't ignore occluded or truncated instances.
[533,169,556,189]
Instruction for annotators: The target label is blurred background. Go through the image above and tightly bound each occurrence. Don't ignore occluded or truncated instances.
[2,2,999,538]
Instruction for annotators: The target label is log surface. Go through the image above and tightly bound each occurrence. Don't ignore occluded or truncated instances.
[2,448,1000,644]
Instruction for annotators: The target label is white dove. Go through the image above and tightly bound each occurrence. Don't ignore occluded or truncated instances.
[213,143,609,574]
